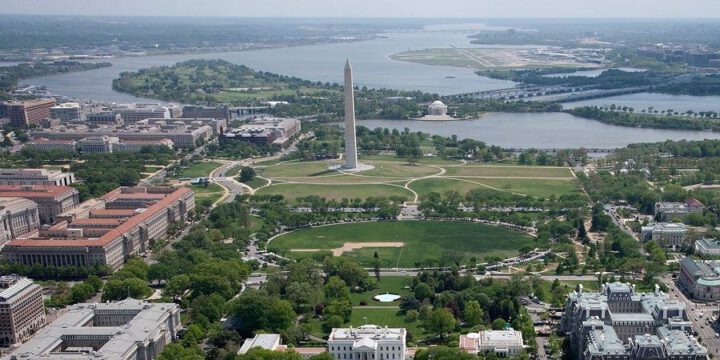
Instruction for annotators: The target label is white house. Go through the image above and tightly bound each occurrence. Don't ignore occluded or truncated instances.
[328,325,407,360]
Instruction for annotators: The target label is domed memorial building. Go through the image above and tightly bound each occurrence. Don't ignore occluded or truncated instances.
[428,100,448,116]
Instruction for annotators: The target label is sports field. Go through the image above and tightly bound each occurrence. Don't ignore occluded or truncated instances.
[268,221,539,267]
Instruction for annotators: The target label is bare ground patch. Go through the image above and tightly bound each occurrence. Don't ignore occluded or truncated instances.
[290,242,405,256]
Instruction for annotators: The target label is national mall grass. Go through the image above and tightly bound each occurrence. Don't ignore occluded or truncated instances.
[268,221,540,267]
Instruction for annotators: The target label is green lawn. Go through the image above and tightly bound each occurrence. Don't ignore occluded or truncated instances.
[443,165,572,178]
[349,276,412,306]
[261,160,437,180]
[358,154,462,166]
[269,221,540,267]
[409,177,581,198]
[348,308,423,339]
[174,161,221,179]
[240,177,269,189]
[187,183,224,204]
[256,183,413,202]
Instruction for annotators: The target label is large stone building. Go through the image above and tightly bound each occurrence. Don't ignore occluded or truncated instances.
[459,330,525,357]
[0,198,40,248]
[0,185,79,224]
[1,187,194,270]
[31,121,213,149]
[560,282,706,360]
[0,275,45,347]
[328,325,407,360]
[640,222,689,248]
[678,257,720,301]
[224,117,299,146]
[427,101,448,116]
[49,102,81,122]
[2,99,56,128]
[26,138,77,152]
[654,199,704,221]
[0,169,75,186]
[1,299,179,360]
[113,104,171,124]
[694,238,720,256]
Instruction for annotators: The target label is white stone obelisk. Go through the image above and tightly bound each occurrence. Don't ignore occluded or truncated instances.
[344,59,358,170]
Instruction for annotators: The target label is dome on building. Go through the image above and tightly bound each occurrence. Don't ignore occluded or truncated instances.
[428,100,448,116]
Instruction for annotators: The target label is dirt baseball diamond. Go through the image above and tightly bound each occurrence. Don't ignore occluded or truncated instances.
[290,242,405,256]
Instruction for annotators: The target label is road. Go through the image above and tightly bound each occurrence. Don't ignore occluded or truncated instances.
[604,204,639,240]
[661,274,720,354]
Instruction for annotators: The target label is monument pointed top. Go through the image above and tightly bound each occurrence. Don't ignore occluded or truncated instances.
[345,58,352,70]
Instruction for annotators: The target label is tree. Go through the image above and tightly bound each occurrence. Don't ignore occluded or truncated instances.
[415,346,478,360]
[323,315,344,332]
[373,251,381,282]
[102,278,152,301]
[324,276,350,301]
[492,318,507,330]
[424,308,457,338]
[463,300,484,327]
[240,166,256,183]
[414,283,434,300]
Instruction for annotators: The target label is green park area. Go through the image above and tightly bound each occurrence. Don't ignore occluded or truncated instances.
[253,158,581,201]
[268,221,539,268]
[187,183,225,205]
[173,161,221,179]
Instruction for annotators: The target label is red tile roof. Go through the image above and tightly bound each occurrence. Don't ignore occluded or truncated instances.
[6,187,192,248]
[685,198,704,208]
[70,218,125,226]
[0,185,77,199]
[90,209,137,217]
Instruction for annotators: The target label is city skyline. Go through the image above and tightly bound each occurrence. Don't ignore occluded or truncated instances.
[2,0,720,18]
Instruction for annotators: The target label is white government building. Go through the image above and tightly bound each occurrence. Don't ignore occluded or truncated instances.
[328,325,407,360]
[459,329,525,356]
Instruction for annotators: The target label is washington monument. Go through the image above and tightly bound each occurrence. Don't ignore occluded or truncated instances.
[344,59,358,169]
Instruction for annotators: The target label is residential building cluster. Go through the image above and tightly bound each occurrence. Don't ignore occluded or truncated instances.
[224,116,300,146]
[678,257,720,301]
[1,186,194,270]
[561,282,707,360]
[2,298,180,360]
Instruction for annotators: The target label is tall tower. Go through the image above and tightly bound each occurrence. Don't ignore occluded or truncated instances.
[344,59,358,170]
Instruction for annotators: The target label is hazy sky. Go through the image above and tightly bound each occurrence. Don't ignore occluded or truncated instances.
[2,0,720,18]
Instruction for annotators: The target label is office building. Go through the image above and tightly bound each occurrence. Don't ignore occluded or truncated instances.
[238,334,286,354]
[678,257,720,301]
[139,117,227,136]
[640,222,688,248]
[1,187,194,270]
[86,112,121,125]
[224,117,299,146]
[77,135,119,153]
[0,198,40,247]
[50,103,81,122]
[31,121,214,148]
[2,99,56,128]
[113,138,174,153]
[560,282,706,360]
[2,299,179,360]
[654,199,704,221]
[0,275,45,347]
[459,330,524,357]
[182,105,231,121]
[113,104,170,124]
[694,238,720,256]
[0,169,75,186]
[26,138,77,152]
[0,185,79,224]
[328,325,407,360]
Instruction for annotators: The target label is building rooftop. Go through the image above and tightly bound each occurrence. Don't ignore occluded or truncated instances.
[3,299,178,360]
[6,187,191,248]
[329,325,406,342]
[0,185,77,199]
